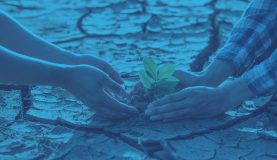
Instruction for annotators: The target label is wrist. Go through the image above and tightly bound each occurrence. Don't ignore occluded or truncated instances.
[218,77,255,107]
[60,50,81,65]
[199,59,235,87]
[197,71,212,86]
[48,64,71,88]
[195,70,220,87]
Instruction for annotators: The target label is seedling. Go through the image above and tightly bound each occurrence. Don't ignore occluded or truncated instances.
[139,57,179,100]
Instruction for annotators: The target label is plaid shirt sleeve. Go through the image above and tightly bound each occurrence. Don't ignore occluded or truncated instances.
[243,49,277,95]
[216,0,277,76]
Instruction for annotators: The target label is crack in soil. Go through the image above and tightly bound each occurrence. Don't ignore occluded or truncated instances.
[53,8,93,44]
[190,0,220,72]
[0,85,32,120]
[156,102,272,160]
[24,116,153,159]
[0,1,265,159]
[22,96,272,160]
[76,7,93,36]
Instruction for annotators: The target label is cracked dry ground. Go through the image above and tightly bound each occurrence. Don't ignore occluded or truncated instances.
[0,0,277,160]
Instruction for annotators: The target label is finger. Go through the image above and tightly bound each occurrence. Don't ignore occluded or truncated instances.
[81,55,123,84]
[149,108,190,121]
[173,70,186,81]
[101,91,138,115]
[100,73,127,98]
[146,96,197,116]
[77,88,132,119]
[80,89,132,118]
[134,82,142,90]
[174,70,200,87]
[148,91,186,109]
[130,82,142,95]
[145,100,188,115]
[98,61,123,84]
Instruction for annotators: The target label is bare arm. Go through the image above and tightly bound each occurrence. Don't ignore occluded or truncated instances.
[0,10,77,65]
[0,45,65,86]
[0,45,137,119]
[0,11,123,83]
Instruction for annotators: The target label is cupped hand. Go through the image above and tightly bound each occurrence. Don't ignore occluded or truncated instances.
[145,86,235,121]
[77,55,123,84]
[130,70,202,96]
[174,70,204,89]
[64,65,138,119]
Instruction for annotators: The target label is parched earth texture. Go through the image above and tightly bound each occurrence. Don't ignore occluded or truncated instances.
[1,0,277,160]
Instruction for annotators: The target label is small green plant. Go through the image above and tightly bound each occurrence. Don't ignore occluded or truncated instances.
[139,57,179,100]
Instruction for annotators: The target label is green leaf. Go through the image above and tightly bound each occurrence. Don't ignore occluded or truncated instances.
[139,57,180,99]
[139,70,153,89]
[158,63,175,80]
[143,57,157,80]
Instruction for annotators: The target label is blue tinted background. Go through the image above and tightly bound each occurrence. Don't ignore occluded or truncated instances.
[2,0,276,160]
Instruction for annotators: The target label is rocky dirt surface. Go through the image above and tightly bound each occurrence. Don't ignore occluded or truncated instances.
[1,0,277,160]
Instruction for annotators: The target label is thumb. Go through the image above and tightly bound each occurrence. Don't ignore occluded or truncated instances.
[174,70,200,87]
[99,73,128,98]
[174,70,186,80]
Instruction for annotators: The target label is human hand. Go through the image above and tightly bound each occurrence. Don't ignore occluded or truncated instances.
[145,77,254,121]
[145,86,229,121]
[76,54,123,84]
[130,70,203,96]
[174,70,204,89]
[63,65,138,119]
[174,59,237,89]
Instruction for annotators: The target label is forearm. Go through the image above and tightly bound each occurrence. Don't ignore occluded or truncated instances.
[0,46,66,87]
[215,1,277,76]
[0,11,78,65]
